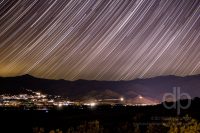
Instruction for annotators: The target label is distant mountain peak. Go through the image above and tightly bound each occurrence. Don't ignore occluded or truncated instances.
[127,95,160,105]
[22,74,34,77]
[17,74,36,79]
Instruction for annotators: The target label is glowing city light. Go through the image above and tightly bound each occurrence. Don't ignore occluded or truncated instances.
[90,102,96,107]
[120,97,124,101]
[36,92,41,96]
[58,103,63,107]
[139,95,143,99]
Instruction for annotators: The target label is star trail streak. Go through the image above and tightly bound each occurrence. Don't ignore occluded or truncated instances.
[0,0,200,80]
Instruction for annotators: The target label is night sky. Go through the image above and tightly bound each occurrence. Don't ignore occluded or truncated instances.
[0,0,200,81]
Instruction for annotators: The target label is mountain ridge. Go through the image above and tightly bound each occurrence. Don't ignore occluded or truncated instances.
[4,74,200,81]
[0,74,200,101]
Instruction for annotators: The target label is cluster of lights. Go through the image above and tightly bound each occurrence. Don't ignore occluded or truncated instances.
[84,102,97,107]
[0,92,159,109]
[0,90,72,108]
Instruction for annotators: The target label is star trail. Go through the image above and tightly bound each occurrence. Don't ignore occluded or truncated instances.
[0,0,200,80]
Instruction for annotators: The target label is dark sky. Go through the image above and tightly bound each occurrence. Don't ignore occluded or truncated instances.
[0,0,200,80]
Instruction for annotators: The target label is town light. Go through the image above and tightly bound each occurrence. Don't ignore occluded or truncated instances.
[139,95,143,99]
[120,97,124,101]
[90,102,96,107]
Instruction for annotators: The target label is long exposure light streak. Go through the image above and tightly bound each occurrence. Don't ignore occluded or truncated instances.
[0,0,200,80]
